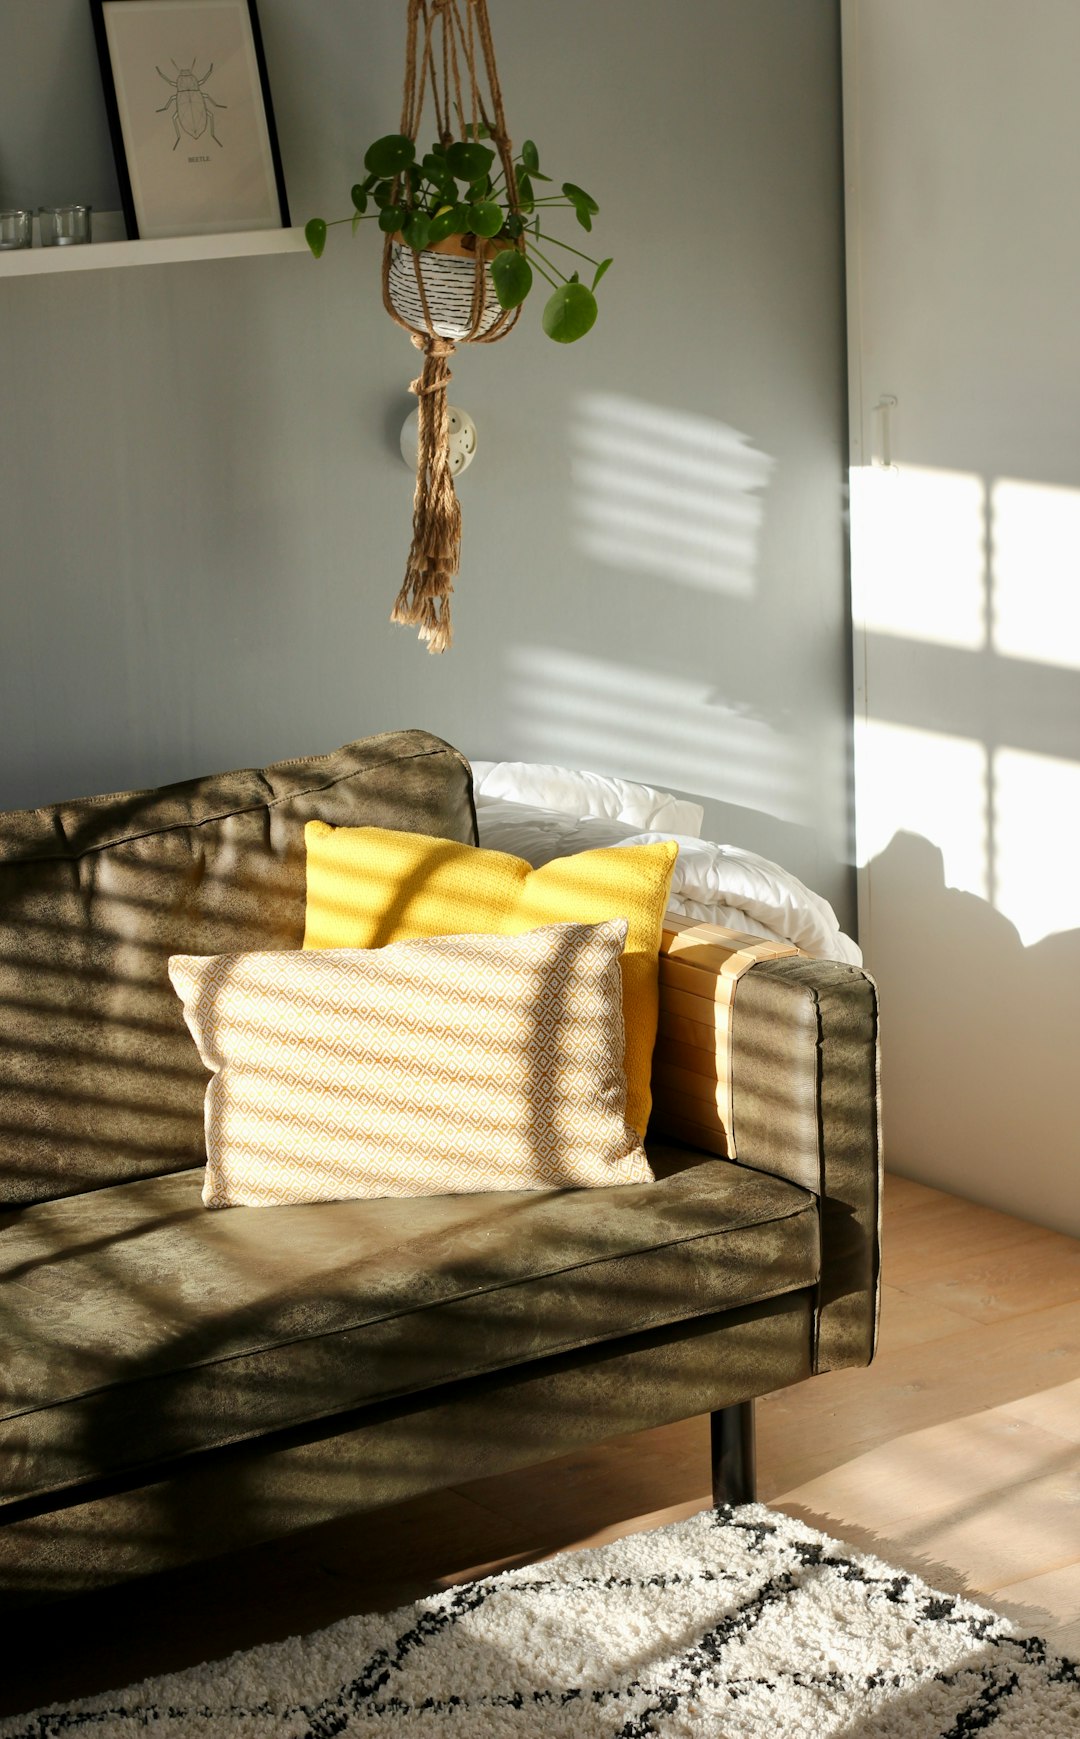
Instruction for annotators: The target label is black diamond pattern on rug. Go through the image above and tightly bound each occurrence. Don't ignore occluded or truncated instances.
[3,1506,1077,1738]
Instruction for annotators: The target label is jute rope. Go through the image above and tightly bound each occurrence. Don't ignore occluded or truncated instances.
[384,0,524,652]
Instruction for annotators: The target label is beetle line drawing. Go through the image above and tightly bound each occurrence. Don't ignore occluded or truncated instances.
[155,58,226,149]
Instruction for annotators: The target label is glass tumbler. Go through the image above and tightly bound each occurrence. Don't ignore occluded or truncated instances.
[0,209,33,250]
[39,205,93,247]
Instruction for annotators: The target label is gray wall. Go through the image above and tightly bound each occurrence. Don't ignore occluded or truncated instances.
[1,1,854,925]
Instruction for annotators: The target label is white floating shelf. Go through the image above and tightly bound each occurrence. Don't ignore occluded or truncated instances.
[0,211,309,278]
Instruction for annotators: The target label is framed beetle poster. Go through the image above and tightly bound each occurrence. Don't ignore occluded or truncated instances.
[90,0,289,239]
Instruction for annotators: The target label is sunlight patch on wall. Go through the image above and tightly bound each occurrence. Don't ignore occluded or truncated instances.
[850,464,986,649]
[572,393,774,595]
[505,646,803,814]
[855,718,989,900]
[991,478,1080,672]
[993,746,1080,945]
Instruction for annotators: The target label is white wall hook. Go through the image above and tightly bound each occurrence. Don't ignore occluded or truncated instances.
[400,405,478,476]
[872,394,898,471]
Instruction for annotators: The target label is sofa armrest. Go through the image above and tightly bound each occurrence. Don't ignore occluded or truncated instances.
[651,916,882,1373]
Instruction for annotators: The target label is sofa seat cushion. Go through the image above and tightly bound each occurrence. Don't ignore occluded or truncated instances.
[0,1148,819,1510]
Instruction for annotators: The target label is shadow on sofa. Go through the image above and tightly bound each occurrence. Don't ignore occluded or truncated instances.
[0,731,880,1609]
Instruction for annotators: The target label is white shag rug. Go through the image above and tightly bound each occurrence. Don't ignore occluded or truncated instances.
[4,1505,1078,1738]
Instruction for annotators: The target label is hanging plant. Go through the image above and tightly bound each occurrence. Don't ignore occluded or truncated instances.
[304,0,610,653]
[307,133,610,347]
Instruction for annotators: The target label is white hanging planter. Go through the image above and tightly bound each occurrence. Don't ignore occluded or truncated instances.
[387,234,507,342]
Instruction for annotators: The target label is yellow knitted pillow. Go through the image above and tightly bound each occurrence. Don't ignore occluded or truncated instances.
[303,823,678,1139]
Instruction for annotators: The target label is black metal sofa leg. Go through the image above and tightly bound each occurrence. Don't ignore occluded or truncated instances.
[711,1401,756,1507]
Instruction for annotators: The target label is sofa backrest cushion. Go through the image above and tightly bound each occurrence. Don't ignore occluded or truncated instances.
[0,731,476,1206]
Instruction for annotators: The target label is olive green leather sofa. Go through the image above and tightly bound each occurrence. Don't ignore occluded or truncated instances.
[0,729,881,1609]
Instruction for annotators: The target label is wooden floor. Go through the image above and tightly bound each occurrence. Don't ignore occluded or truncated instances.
[5,1171,1080,1716]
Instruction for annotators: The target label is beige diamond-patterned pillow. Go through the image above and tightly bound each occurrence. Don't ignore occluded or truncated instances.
[168,919,652,1207]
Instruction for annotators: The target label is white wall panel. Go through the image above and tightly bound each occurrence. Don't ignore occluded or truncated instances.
[845,0,1080,1231]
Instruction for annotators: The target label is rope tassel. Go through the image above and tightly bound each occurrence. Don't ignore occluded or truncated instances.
[384,0,522,652]
[391,334,461,654]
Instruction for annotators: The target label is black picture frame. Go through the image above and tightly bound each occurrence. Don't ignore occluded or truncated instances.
[90,0,289,240]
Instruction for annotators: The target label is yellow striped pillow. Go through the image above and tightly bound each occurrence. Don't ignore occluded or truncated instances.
[169,920,652,1208]
[302,824,678,1140]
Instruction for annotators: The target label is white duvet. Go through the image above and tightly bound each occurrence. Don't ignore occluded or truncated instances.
[471,761,861,967]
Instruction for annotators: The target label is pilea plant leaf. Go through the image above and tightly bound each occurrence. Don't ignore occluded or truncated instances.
[364,134,416,177]
[467,201,504,238]
[491,248,533,310]
[426,207,459,244]
[562,182,599,214]
[592,256,613,289]
[379,205,407,233]
[403,212,431,251]
[542,281,598,342]
[304,217,327,258]
[447,140,496,181]
[426,169,458,201]
[516,170,535,211]
[521,139,540,173]
[350,185,368,214]
[563,182,599,232]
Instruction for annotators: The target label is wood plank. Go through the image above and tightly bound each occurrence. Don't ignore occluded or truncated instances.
[768,1409,1078,1535]
[991,1562,1080,1662]
[876,1282,976,1352]
[652,1060,723,1111]
[883,1207,1051,1289]
[656,1011,719,1052]
[880,1172,945,1215]
[453,1414,710,1540]
[998,1377,1080,1445]
[652,1036,720,1081]
[909,1234,1080,1325]
[756,1297,1080,1466]
[648,1107,728,1157]
[884,1463,1080,1593]
[662,920,796,974]
[660,956,727,1001]
[654,983,723,1027]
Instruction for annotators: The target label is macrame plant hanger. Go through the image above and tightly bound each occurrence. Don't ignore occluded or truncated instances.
[384,0,522,653]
